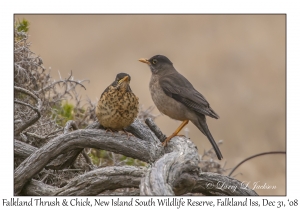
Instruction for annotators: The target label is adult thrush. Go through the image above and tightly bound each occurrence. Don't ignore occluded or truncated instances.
[139,55,223,160]
[96,73,139,133]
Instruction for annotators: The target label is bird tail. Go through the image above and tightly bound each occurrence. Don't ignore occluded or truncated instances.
[208,106,220,119]
[193,115,223,160]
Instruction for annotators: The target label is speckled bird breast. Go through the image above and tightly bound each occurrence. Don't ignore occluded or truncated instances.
[96,86,139,130]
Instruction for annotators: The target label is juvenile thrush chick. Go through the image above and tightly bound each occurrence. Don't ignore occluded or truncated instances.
[139,55,223,160]
[96,73,139,132]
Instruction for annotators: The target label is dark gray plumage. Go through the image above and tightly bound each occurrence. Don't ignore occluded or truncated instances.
[139,55,223,160]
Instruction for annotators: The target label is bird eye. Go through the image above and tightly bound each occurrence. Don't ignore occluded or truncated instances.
[152,59,157,65]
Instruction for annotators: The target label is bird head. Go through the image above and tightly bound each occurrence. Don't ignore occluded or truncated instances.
[139,55,174,75]
[114,73,131,92]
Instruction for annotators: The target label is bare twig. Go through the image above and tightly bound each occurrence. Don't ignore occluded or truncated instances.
[26,128,63,140]
[63,120,78,134]
[228,151,286,177]
[14,99,39,113]
[82,150,93,166]
[14,86,42,136]
[145,117,166,142]
[37,78,88,94]
[14,109,41,136]
[14,86,40,102]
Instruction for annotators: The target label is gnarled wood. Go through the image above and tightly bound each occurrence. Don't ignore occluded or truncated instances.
[46,120,81,170]
[21,179,58,196]
[21,166,145,196]
[14,118,257,196]
[14,139,83,170]
[55,166,145,196]
[14,139,38,158]
[14,119,162,194]
[140,136,200,195]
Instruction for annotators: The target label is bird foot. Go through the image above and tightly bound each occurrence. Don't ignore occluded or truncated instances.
[162,134,186,147]
[105,129,116,136]
[162,140,168,147]
[162,135,173,147]
[121,129,134,140]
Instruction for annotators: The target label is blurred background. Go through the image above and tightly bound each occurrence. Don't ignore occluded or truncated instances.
[14,14,285,195]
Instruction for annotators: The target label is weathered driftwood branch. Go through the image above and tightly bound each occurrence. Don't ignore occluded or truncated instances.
[46,121,99,170]
[44,150,83,170]
[15,121,99,171]
[14,119,162,194]
[140,136,200,195]
[21,179,58,196]
[22,166,143,196]
[15,118,257,196]
[63,120,78,134]
[14,139,82,170]
[22,169,258,196]
[99,189,140,196]
[54,166,145,196]
[14,120,83,170]
[46,120,81,170]
[14,139,38,159]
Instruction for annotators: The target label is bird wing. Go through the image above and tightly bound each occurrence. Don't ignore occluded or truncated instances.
[159,73,219,119]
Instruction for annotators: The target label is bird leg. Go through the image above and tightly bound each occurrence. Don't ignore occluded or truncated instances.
[162,120,189,147]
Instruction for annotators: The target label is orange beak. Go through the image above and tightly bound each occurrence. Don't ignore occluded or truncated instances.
[118,75,129,85]
[138,58,150,65]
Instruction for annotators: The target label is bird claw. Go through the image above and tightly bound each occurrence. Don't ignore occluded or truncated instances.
[162,141,168,147]
[105,129,116,136]
[121,129,134,140]
[162,136,173,147]
[162,133,186,147]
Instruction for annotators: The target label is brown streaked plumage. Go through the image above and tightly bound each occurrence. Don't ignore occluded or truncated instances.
[96,73,139,133]
[139,55,223,160]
